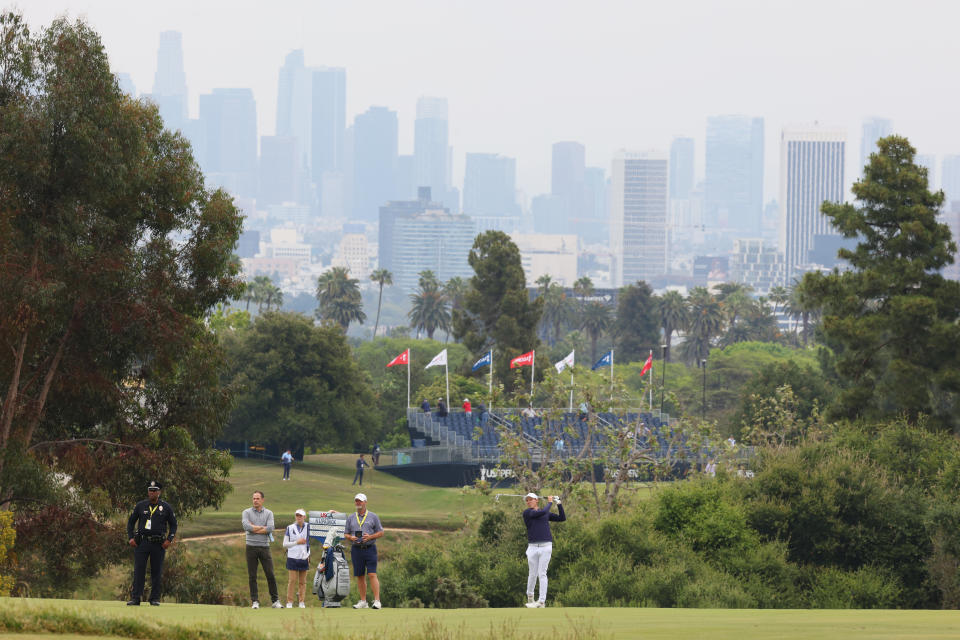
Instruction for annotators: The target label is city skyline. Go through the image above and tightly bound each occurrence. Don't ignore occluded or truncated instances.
[22,0,960,201]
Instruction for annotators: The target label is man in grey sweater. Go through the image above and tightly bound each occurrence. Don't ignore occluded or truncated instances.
[242,490,281,609]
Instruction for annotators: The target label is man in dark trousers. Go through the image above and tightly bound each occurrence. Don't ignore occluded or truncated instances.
[353,454,368,486]
[521,492,565,608]
[126,480,177,605]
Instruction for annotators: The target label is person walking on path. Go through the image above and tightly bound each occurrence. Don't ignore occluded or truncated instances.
[522,492,566,608]
[344,493,384,609]
[283,508,310,608]
[126,480,177,606]
[242,490,281,609]
[352,454,368,486]
[281,449,293,481]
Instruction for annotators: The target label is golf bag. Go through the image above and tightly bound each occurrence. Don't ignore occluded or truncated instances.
[312,543,351,607]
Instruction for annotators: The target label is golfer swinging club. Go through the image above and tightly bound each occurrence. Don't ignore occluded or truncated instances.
[522,492,565,608]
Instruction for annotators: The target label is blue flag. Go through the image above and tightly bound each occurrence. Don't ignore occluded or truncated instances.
[472,350,492,371]
[591,350,612,370]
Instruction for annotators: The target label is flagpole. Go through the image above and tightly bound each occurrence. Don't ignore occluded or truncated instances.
[569,368,574,412]
[530,350,535,401]
[407,350,411,409]
[445,360,450,411]
[488,350,493,410]
[648,349,653,411]
[610,349,614,393]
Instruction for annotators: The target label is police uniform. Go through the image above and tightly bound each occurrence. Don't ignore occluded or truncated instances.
[126,481,178,605]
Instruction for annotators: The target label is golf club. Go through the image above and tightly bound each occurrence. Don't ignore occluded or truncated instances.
[494,493,525,502]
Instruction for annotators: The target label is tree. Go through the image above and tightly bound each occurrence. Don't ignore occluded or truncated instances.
[452,232,543,392]
[408,273,451,340]
[0,14,241,594]
[683,288,725,365]
[804,135,960,431]
[369,268,393,339]
[657,290,690,362]
[316,266,365,331]
[580,301,613,364]
[221,312,378,450]
[539,282,572,346]
[613,281,660,362]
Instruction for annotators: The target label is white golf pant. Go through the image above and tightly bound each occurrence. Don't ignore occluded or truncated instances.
[526,542,552,602]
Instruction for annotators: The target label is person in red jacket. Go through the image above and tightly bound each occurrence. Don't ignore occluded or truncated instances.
[463,398,472,417]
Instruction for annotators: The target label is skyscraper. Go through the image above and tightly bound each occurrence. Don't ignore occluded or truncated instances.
[610,151,669,287]
[551,141,586,235]
[352,106,398,221]
[276,50,313,170]
[860,117,893,174]
[311,67,347,184]
[942,155,960,209]
[259,136,300,207]
[414,97,452,209]
[463,153,518,217]
[669,137,695,200]
[151,31,188,131]
[198,88,258,197]
[582,167,609,245]
[705,115,764,236]
[780,125,846,280]
[916,154,937,191]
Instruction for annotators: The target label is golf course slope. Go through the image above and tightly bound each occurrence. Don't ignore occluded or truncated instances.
[0,598,959,639]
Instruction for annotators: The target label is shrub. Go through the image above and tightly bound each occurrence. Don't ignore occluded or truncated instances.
[806,566,903,609]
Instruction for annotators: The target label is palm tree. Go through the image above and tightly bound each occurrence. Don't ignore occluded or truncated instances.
[685,291,724,364]
[369,268,393,339]
[657,290,689,362]
[540,283,572,346]
[768,285,789,316]
[443,276,468,312]
[787,278,819,347]
[408,285,450,340]
[316,267,365,331]
[251,275,273,313]
[263,283,283,311]
[580,300,612,363]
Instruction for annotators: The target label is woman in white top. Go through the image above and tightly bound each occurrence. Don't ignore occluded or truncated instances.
[283,509,310,608]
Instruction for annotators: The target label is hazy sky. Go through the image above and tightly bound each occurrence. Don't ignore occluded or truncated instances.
[19,0,960,201]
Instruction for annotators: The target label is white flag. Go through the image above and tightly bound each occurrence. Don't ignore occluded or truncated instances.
[554,350,575,373]
[425,348,448,369]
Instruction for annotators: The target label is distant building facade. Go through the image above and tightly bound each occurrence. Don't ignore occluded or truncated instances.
[463,153,518,217]
[610,150,669,287]
[705,115,764,237]
[198,88,258,197]
[353,106,398,222]
[729,238,785,294]
[859,117,892,175]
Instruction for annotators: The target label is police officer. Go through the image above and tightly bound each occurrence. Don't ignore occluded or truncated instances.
[126,480,177,605]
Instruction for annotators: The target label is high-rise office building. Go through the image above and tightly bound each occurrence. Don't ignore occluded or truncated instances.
[582,167,608,245]
[151,31,188,131]
[779,125,846,280]
[610,151,669,287]
[311,67,346,185]
[860,117,893,174]
[463,153,518,217]
[352,106,398,222]
[551,141,586,235]
[276,50,313,171]
[942,155,960,209]
[414,97,453,209]
[669,137,695,200]
[259,136,300,207]
[198,88,258,197]
[115,73,136,97]
[705,115,764,235]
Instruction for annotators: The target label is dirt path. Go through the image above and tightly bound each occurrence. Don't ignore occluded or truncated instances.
[183,527,432,543]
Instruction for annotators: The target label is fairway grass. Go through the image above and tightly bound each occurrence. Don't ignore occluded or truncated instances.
[181,455,491,536]
[2,598,960,639]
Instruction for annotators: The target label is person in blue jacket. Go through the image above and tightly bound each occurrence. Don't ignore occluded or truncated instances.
[521,492,565,608]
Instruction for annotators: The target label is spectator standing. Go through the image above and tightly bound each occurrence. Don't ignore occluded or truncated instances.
[421,398,431,413]
[353,454,368,486]
[436,398,448,418]
[522,493,565,608]
[477,402,488,427]
[126,481,177,606]
[345,493,384,609]
[372,443,381,466]
[283,508,310,608]
[281,449,293,481]
[242,490,281,609]
[463,398,472,418]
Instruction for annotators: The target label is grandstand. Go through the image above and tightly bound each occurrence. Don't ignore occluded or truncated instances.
[376,408,749,487]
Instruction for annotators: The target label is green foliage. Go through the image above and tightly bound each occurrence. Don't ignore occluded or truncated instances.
[0,511,13,597]
[452,232,543,392]
[221,312,378,450]
[806,566,903,609]
[805,135,960,432]
[316,266,366,331]
[732,361,832,443]
[0,12,242,596]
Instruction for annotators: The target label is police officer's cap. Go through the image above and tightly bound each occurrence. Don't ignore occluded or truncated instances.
[147,480,162,491]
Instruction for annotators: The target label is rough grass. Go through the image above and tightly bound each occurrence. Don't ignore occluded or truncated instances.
[4,598,960,639]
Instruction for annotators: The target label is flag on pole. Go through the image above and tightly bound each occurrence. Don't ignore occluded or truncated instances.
[472,350,492,371]
[425,348,448,369]
[510,351,535,368]
[592,350,612,370]
[554,350,575,373]
[639,352,653,377]
[386,349,409,367]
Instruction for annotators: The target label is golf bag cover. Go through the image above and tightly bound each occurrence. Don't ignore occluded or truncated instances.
[313,544,350,603]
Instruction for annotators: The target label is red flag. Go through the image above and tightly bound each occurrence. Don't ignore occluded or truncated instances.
[510,351,535,368]
[387,349,409,367]
[639,352,653,377]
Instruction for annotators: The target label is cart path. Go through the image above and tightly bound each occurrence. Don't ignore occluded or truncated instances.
[183,527,433,542]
